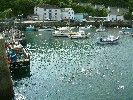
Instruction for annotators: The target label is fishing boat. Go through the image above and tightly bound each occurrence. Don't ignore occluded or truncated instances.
[68,28,90,39]
[52,27,72,37]
[6,41,30,69]
[68,31,90,39]
[96,35,120,44]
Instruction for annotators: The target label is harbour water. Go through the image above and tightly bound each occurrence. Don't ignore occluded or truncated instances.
[11,28,133,100]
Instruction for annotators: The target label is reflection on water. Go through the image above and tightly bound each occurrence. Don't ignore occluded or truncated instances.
[10,67,31,81]
[11,29,133,100]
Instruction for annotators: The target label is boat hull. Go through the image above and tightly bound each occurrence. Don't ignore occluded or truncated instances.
[9,60,30,69]
[26,27,35,31]
[97,41,119,44]
[38,28,54,31]
[96,29,105,32]
[96,36,119,44]
[53,34,68,37]
[68,35,88,39]
[52,31,69,37]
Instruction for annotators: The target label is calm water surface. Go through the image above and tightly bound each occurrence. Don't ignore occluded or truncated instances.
[11,28,133,100]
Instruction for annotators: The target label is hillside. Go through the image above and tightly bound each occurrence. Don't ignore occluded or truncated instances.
[0,0,132,19]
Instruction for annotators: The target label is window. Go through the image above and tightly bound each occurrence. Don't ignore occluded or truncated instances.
[55,13,57,15]
[49,9,51,12]
[55,10,57,12]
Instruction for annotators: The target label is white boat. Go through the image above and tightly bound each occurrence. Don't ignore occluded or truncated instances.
[38,26,55,31]
[96,35,120,44]
[96,21,105,32]
[118,28,133,35]
[52,27,72,37]
[68,28,90,39]
[96,27,105,32]
[80,25,92,30]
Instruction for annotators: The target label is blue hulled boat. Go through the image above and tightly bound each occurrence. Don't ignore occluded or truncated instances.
[96,35,120,44]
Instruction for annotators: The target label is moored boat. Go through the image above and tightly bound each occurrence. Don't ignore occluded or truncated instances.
[6,42,30,69]
[26,25,36,31]
[68,30,90,39]
[96,35,120,44]
[96,21,105,32]
[37,26,55,31]
[118,28,133,35]
[3,28,27,46]
[96,27,105,32]
[80,25,92,30]
[52,27,72,37]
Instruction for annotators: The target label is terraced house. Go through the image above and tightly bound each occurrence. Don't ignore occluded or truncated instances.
[34,4,61,21]
[34,4,75,21]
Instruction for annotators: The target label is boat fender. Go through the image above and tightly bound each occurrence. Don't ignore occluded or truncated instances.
[8,56,11,64]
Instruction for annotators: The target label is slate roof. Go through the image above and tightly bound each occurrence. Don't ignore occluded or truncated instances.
[107,7,129,15]
[61,8,73,12]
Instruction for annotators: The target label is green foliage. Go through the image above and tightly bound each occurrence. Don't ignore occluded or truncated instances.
[0,8,13,19]
[124,12,133,20]
[0,0,132,19]
[93,8,108,17]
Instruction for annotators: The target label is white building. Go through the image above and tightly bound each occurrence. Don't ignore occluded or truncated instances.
[34,4,61,21]
[107,7,129,21]
[61,8,75,20]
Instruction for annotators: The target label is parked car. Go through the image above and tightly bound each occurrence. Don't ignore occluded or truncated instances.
[33,17,38,21]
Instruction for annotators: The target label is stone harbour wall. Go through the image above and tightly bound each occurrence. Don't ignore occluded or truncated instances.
[0,34,14,100]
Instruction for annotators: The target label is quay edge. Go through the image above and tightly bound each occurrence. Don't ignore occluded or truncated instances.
[0,21,132,31]
[19,21,133,30]
[0,34,14,100]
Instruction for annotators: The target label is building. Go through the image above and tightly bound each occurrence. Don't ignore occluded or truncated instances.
[75,13,89,21]
[107,7,129,22]
[61,8,75,20]
[34,4,61,21]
